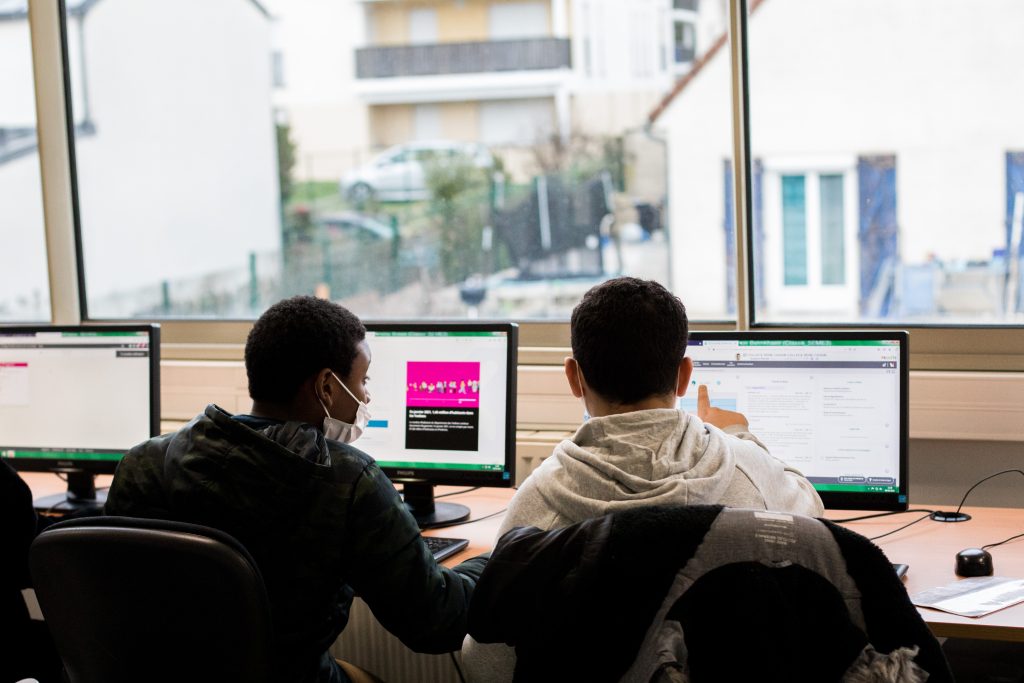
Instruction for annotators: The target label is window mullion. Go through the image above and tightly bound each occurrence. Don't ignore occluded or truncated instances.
[29,0,80,325]
[728,0,753,331]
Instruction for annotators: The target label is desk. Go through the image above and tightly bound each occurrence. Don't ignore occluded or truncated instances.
[20,474,1024,662]
[824,506,1024,642]
[427,488,1024,643]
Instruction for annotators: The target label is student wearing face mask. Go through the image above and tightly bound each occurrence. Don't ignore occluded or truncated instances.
[106,296,486,683]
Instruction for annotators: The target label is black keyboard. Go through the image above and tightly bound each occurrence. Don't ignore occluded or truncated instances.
[424,536,469,562]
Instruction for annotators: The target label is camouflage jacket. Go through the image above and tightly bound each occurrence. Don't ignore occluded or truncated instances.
[106,404,485,683]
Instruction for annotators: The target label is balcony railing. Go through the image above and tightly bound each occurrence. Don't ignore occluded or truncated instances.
[356,37,571,79]
[673,0,699,12]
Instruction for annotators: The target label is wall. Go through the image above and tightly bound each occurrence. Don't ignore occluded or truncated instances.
[70,0,281,304]
[264,0,370,181]
[661,0,1024,319]
[161,360,1024,507]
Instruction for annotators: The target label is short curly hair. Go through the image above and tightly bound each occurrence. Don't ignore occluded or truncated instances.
[245,296,366,403]
[570,277,688,405]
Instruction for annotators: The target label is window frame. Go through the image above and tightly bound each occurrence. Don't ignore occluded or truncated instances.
[26,0,1024,372]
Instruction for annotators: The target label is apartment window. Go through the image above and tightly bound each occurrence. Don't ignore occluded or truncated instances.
[488,2,548,40]
[673,20,696,65]
[0,10,50,321]
[408,8,438,45]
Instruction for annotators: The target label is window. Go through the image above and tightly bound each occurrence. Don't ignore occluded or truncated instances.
[0,7,50,321]
[748,0,1024,324]
[673,20,696,66]
[14,0,1023,370]
[757,161,858,317]
[63,0,697,322]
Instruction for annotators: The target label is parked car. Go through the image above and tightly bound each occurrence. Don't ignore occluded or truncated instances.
[317,211,396,241]
[340,140,493,203]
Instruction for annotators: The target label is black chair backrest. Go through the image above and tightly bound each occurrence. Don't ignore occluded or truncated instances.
[29,516,274,683]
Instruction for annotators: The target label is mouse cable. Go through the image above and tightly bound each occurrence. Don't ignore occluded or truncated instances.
[866,512,935,542]
[982,531,1024,552]
[435,487,480,499]
[831,508,935,524]
[449,651,468,683]
[429,508,507,530]
[931,469,1024,523]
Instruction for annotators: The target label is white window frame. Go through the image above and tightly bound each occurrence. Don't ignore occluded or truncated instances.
[762,156,859,317]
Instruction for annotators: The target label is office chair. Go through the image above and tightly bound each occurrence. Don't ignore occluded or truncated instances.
[1,462,62,683]
[29,516,274,683]
[468,505,953,683]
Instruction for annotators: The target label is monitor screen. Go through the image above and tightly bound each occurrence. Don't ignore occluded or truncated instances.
[0,325,160,508]
[358,322,517,526]
[681,331,908,511]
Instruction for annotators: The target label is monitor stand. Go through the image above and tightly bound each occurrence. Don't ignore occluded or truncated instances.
[402,481,470,529]
[33,470,106,512]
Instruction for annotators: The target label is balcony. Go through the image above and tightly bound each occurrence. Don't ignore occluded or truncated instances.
[356,37,571,79]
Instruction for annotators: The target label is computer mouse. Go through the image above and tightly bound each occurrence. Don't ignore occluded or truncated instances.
[955,548,994,577]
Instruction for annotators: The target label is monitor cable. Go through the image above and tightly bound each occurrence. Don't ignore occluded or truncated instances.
[436,487,480,499]
[864,511,936,542]
[930,469,1024,523]
[830,508,936,524]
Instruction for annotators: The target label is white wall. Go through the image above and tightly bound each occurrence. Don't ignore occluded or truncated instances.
[61,0,281,306]
[662,0,1024,318]
[0,155,49,319]
[660,28,732,318]
[0,21,37,125]
[264,0,370,180]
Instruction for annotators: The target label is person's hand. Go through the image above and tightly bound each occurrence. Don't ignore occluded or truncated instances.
[697,384,749,430]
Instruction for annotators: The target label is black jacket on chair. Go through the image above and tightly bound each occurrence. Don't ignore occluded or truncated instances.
[469,505,952,683]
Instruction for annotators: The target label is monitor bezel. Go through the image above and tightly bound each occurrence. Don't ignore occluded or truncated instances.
[362,321,518,489]
[0,323,161,476]
[686,329,909,512]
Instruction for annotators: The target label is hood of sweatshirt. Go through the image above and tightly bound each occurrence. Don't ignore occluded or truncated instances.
[528,408,737,521]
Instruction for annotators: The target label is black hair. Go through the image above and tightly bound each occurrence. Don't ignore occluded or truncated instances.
[245,296,366,403]
[570,277,688,405]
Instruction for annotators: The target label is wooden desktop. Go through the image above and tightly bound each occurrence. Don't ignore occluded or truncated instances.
[429,488,1024,643]
[20,472,1024,643]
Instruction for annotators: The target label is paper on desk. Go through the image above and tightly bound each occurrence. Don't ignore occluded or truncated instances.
[911,577,1024,618]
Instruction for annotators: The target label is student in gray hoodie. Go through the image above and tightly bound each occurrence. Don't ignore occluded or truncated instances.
[461,277,823,682]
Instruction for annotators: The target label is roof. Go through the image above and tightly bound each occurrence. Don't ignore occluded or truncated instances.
[647,0,768,126]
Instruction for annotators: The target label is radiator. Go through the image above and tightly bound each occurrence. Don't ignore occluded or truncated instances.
[330,597,464,682]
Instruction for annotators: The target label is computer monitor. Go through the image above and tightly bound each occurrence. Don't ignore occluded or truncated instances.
[0,324,160,510]
[358,322,517,527]
[681,331,908,511]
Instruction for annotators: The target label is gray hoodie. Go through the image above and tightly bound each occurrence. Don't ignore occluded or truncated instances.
[462,408,823,683]
[498,408,823,538]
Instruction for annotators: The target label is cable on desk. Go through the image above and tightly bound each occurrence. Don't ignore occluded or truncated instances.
[983,531,1024,551]
[436,487,480,499]
[449,651,467,683]
[931,469,1024,523]
[866,512,934,542]
[831,508,935,524]
[429,508,507,530]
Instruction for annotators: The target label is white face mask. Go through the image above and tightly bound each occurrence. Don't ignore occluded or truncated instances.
[318,371,371,443]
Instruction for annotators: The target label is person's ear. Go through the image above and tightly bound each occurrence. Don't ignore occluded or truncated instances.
[564,357,585,398]
[314,368,335,406]
[676,357,694,397]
